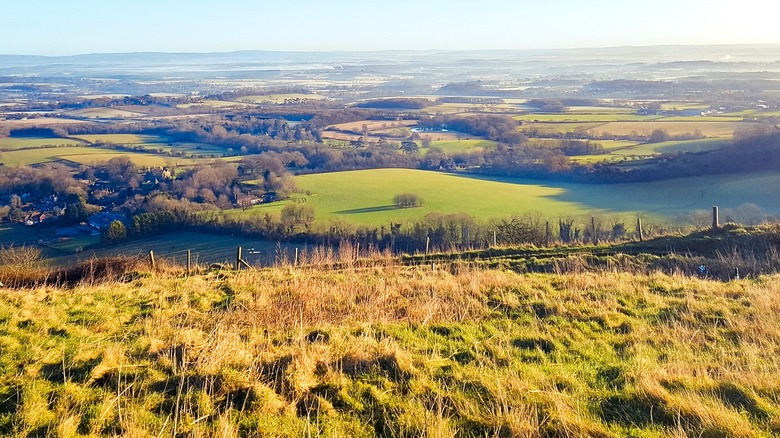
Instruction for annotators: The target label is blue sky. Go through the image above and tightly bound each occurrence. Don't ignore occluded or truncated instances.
[2,0,778,55]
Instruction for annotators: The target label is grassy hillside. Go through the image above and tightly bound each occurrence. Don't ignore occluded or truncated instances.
[237,169,780,226]
[0,146,183,167]
[0,137,85,150]
[1,256,779,436]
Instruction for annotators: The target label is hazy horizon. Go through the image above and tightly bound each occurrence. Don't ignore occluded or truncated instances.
[2,0,778,56]
[3,42,780,59]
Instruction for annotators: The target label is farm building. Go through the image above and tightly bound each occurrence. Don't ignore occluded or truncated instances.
[88,212,126,230]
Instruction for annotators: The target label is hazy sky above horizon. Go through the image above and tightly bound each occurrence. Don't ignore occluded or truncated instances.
[2,0,778,55]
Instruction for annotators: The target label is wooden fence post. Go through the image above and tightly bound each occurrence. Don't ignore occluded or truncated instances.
[149,250,156,270]
[591,216,598,244]
[186,249,191,275]
[236,247,242,270]
[712,206,719,230]
[425,237,430,255]
[493,230,497,247]
[294,248,299,266]
[636,218,643,242]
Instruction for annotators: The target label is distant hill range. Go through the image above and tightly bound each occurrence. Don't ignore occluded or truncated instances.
[1,44,778,79]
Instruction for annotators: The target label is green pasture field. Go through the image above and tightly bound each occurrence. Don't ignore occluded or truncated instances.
[588,120,743,137]
[720,109,780,118]
[45,235,100,253]
[75,134,223,156]
[162,143,228,155]
[0,224,42,247]
[567,154,626,164]
[0,137,85,150]
[62,153,188,167]
[0,145,195,167]
[72,134,169,144]
[429,139,497,154]
[565,106,637,114]
[658,115,745,122]
[525,138,560,147]
[0,147,120,166]
[524,139,638,151]
[660,101,710,110]
[236,169,780,226]
[514,113,661,122]
[613,138,730,156]
[519,122,604,134]
[529,139,638,151]
[33,134,227,155]
[594,140,640,150]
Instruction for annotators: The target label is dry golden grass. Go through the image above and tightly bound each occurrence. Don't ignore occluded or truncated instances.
[1,256,780,436]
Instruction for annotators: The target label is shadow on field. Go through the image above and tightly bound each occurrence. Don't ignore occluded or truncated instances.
[334,205,401,214]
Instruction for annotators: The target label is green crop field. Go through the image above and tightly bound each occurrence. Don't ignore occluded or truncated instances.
[613,138,730,156]
[566,106,637,114]
[568,154,626,164]
[594,140,640,150]
[429,139,497,154]
[73,134,226,156]
[0,137,84,150]
[0,146,194,167]
[658,115,745,122]
[720,109,780,118]
[515,113,661,122]
[589,120,744,137]
[72,134,169,145]
[519,122,604,134]
[163,142,228,155]
[0,147,121,166]
[660,101,710,110]
[62,152,185,167]
[238,169,780,226]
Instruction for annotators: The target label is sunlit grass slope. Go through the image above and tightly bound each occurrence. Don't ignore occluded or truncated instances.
[239,169,780,226]
[1,264,779,436]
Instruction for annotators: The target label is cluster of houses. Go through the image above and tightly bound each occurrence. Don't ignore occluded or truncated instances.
[6,194,65,226]
[3,193,126,236]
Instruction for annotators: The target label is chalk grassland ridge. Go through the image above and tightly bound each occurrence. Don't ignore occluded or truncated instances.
[0,261,779,436]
